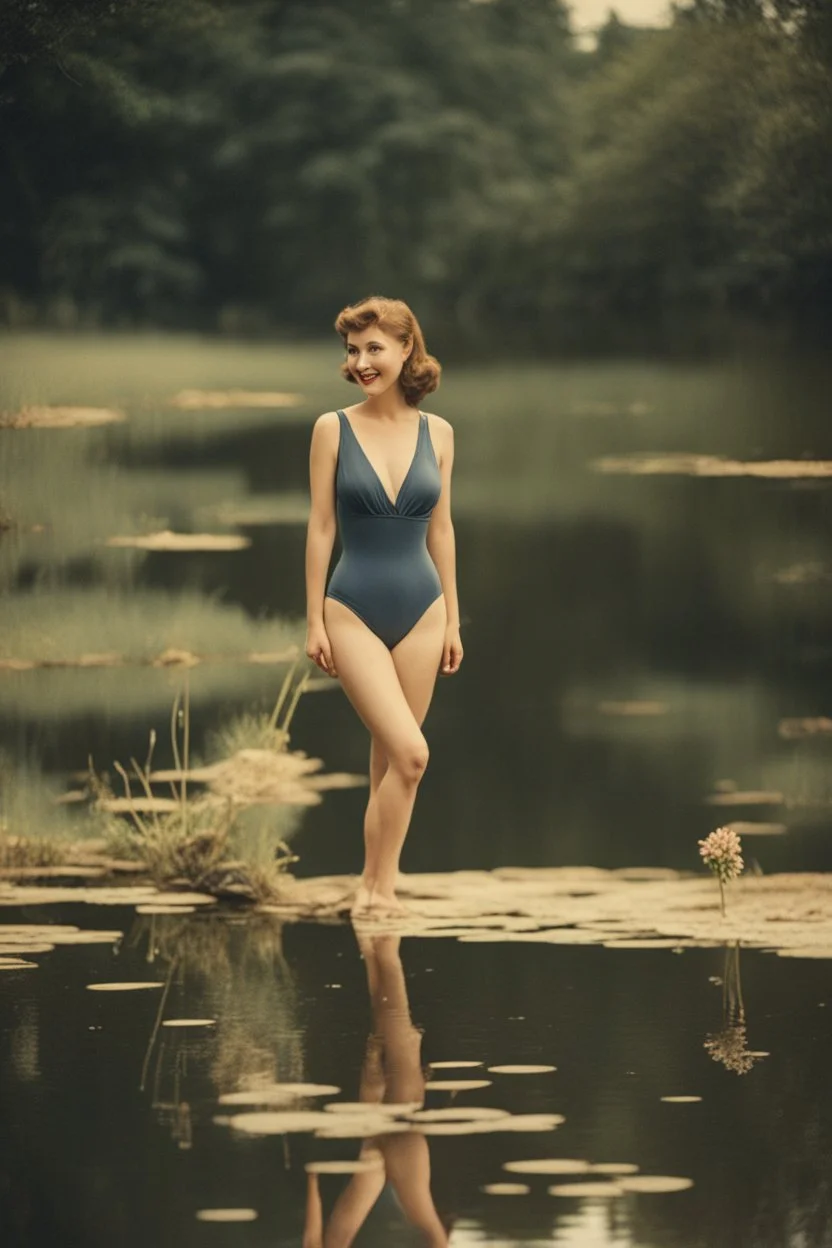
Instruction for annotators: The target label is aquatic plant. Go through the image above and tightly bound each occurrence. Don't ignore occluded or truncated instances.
[92,661,313,901]
[0,833,67,869]
[698,825,744,917]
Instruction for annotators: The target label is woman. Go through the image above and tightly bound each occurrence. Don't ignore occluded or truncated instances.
[305,296,462,919]
[302,933,453,1247]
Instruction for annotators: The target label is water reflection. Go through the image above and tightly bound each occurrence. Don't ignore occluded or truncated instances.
[704,943,768,1076]
[304,932,450,1248]
[134,911,305,1141]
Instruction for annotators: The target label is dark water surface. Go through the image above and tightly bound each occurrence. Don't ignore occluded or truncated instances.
[1,908,831,1247]
[2,333,832,1244]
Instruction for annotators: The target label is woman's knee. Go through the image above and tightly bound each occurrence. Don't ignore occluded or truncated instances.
[389,735,429,784]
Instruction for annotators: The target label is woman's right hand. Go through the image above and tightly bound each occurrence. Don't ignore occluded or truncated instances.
[305,623,337,677]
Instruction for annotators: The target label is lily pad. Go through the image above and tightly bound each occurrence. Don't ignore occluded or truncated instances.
[161,1018,216,1028]
[87,982,164,992]
[195,1209,258,1222]
[591,1163,640,1176]
[504,1159,590,1176]
[2,405,126,428]
[168,389,301,409]
[106,531,250,551]
[324,1102,420,1115]
[481,1183,530,1196]
[406,1108,510,1122]
[487,1064,556,1074]
[229,1112,332,1134]
[424,1079,492,1091]
[428,1060,483,1069]
[135,905,197,916]
[619,1175,694,1193]
[549,1181,624,1198]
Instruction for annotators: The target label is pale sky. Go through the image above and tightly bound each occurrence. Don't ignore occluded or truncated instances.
[567,0,673,30]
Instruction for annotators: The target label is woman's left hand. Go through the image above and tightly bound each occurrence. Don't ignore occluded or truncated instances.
[440,625,463,675]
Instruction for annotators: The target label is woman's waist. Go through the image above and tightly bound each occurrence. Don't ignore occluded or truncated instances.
[337,517,432,556]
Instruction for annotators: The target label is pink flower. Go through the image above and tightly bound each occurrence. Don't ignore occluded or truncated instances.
[698,826,744,884]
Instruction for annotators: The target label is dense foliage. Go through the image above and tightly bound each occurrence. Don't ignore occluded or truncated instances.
[0,0,829,344]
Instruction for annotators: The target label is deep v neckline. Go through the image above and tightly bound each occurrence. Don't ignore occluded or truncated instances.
[342,409,423,510]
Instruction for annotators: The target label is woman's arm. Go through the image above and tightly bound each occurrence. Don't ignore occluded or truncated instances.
[426,417,463,674]
[305,412,339,675]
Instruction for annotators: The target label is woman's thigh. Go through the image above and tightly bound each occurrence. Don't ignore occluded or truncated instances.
[366,595,447,776]
[390,595,447,727]
[324,597,423,758]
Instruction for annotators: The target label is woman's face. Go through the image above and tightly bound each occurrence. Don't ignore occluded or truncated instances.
[346,325,411,399]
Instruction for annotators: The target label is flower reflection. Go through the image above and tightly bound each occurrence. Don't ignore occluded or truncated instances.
[304,933,451,1248]
[704,942,768,1076]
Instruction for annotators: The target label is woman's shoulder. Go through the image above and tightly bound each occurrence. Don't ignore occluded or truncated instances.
[422,410,452,433]
[422,411,453,454]
[311,409,341,441]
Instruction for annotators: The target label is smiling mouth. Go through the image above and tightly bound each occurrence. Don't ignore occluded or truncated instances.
[359,371,380,382]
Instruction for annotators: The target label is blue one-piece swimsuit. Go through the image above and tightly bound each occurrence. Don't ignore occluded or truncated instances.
[325,408,443,649]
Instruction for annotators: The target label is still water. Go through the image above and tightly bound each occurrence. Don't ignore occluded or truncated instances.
[1,908,830,1246]
[1,332,832,1243]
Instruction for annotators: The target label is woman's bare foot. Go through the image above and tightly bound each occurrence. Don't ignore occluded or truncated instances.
[351,878,374,917]
[365,890,410,919]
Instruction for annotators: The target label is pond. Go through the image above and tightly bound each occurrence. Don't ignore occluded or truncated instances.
[1,331,831,1244]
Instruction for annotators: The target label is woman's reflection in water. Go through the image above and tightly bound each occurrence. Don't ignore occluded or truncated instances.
[304,933,450,1247]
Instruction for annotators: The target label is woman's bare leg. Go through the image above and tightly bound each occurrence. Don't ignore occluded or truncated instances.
[324,595,446,913]
[353,737,388,915]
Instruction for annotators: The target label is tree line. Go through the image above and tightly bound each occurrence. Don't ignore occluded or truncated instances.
[0,0,829,348]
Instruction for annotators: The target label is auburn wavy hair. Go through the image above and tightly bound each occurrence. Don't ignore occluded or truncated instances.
[334,295,441,407]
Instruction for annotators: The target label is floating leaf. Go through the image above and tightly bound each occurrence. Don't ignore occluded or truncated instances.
[504,1159,590,1176]
[406,1108,509,1122]
[324,1102,420,1115]
[195,1209,258,1223]
[591,1163,639,1176]
[704,791,783,807]
[619,1176,694,1193]
[219,1084,340,1106]
[424,1079,492,1091]
[660,1096,702,1104]
[87,982,164,992]
[135,905,197,916]
[314,1119,411,1138]
[168,389,301,409]
[724,821,787,837]
[481,1183,530,1196]
[229,1112,333,1134]
[146,892,218,907]
[162,1018,216,1028]
[414,1120,499,1136]
[2,405,126,428]
[106,531,251,551]
[0,943,54,954]
[428,1060,483,1069]
[549,1182,624,1198]
[488,1065,556,1074]
[490,1115,564,1132]
[592,454,832,479]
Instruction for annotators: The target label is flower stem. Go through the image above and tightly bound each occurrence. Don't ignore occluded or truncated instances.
[719,877,726,918]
